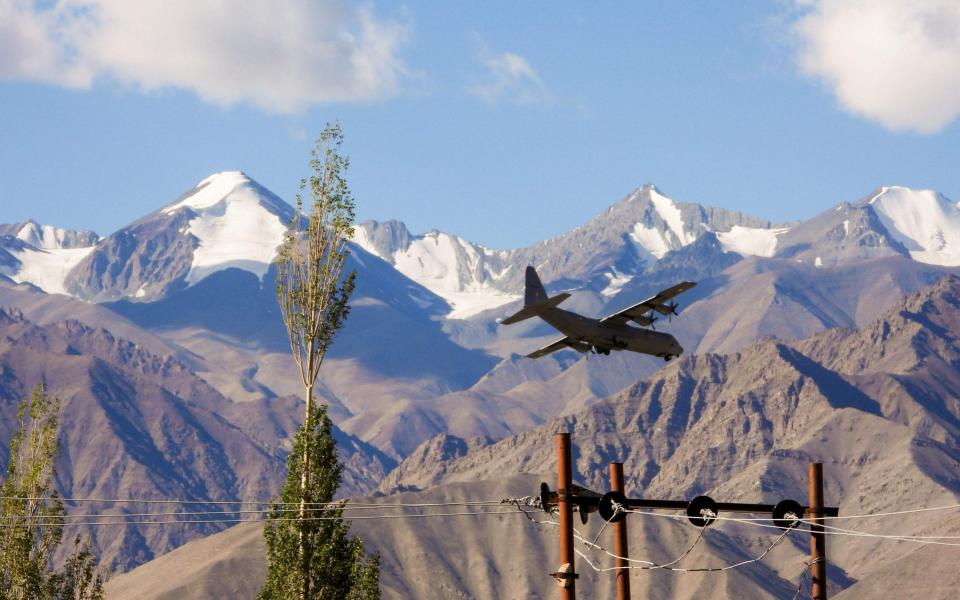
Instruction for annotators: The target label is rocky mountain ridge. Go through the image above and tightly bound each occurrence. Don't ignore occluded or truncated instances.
[104,275,960,599]
[0,303,393,571]
[353,185,780,318]
[4,173,960,582]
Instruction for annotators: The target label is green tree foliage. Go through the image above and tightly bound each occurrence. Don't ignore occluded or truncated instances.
[259,404,379,600]
[0,384,104,600]
[0,384,64,599]
[263,123,379,599]
[54,537,104,600]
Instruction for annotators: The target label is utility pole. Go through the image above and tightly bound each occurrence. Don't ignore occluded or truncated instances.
[537,439,838,598]
[609,462,631,600]
[556,433,576,600]
[809,462,828,600]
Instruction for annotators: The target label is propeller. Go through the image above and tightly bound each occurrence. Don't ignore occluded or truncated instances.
[666,301,679,321]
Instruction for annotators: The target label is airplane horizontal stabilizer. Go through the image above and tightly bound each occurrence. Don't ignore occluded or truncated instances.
[500,293,571,325]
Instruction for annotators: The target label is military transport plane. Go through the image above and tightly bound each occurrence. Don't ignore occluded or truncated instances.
[501,266,696,360]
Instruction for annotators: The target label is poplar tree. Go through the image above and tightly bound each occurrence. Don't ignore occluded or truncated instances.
[260,123,379,600]
[0,384,104,600]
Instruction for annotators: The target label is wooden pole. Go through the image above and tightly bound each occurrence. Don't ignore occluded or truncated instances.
[609,462,631,600]
[557,433,576,600]
[809,462,828,600]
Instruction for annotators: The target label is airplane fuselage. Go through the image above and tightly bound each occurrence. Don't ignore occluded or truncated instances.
[538,307,683,358]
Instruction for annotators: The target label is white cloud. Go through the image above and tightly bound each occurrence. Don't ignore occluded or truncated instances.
[793,0,960,134]
[468,51,551,105]
[0,0,409,112]
[0,0,89,86]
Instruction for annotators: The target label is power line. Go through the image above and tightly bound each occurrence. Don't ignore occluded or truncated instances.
[5,494,958,521]
[816,503,960,521]
[702,514,960,547]
[0,508,529,528]
[792,558,823,600]
[0,496,504,508]
[579,518,794,574]
[516,500,795,574]
[613,507,960,546]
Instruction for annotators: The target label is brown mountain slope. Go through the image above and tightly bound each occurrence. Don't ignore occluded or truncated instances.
[105,476,811,600]
[672,255,953,355]
[0,308,286,571]
[380,275,960,596]
[0,309,394,572]
[105,275,960,599]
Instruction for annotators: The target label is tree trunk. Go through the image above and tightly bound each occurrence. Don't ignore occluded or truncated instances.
[299,380,314,600]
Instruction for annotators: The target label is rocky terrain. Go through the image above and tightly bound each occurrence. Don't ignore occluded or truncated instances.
[104,276,960,598]
[3,171,960,585]
[0,299,392,571]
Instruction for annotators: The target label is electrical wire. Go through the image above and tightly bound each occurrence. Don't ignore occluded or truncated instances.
[6,493,960,548]
[0,508,528,528]
[583,525,792,574]
[812,521,960,546]
[512,500,791,574]
[791,557,822,600]
[815,503,960,521]
[0,496,504,508]
[615,508,960,547]
[704,514,960,547]
[575,504,707,571]
[0,504,514,520]
[3,494,959,520]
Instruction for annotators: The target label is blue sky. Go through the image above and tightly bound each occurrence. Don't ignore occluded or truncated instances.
[2,1,959,249]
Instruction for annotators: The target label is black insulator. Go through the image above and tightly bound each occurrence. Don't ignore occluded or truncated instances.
[540,482,554,514]
[772,499,804,529]
[686,495,719,527]
[598,491,629,523]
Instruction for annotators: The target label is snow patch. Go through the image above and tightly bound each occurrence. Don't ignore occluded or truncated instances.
[9,246,94,295]
[815,256,823,267]
[17,222,65,249]
[166,172,289,285]
[629,223,671,260]
[444,290,521,319]
[716,226,789,257]
[842,220,850,236]
[869,186,960,266]
[351,227,376,257]
[367,230,516,318]
[600,270,633,297]
[650,188,694,246]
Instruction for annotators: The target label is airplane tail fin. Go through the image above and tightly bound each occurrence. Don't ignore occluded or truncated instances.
[525,266,547,306]
[501,266,569,325]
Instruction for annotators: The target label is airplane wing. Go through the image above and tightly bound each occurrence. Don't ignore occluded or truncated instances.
[599,281,697,327]
[527,336,591,359]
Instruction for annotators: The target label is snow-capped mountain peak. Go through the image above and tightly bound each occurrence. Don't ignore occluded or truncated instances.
[868,186,960,266]
[0,220,99,295]
[353,184,783,317]
[624,185,783,260]
[14,219,99,250]
[163,171,292,285]
[353,221,517,319]
[162,171,291,218]
[625,186,698,260]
